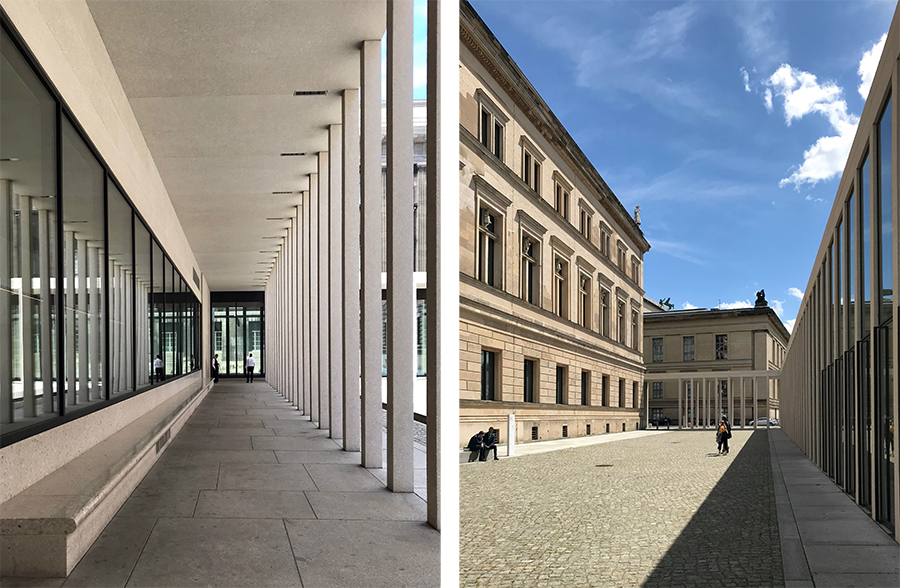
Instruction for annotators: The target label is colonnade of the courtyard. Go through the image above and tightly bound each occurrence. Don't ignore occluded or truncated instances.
[264,0,449,531]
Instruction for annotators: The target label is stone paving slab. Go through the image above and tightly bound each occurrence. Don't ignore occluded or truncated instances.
[460,429,782,588]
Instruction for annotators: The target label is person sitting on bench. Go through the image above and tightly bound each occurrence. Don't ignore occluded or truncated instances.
[467,431,488,461]
[483,427,499,460]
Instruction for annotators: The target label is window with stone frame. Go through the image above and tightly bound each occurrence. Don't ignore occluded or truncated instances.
[555,182,569,220]
[631,257,640,284]
[477,202,501,288]
[481,349,497,401]
[617,299,626,344]
[476,90,507,161]
[652,338,663,362]
[521,234,539,305]
[581,370,590,406]
[631,309,639,350]
[600,287,610,337]
[618,378,625,407]
[522,146,541,195]
[599,224,611,258]
[578,272,591,329]
[652,381,664,399]
[632,381,639,408]
[524,358,536,403]
[617,242,627,272]
[579,207,591,241]
[715,334,728,360]
[553,256,569,319]
[556,365,567,404]
[683,336,695,361]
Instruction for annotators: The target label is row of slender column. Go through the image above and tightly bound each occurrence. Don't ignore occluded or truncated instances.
[263,0,452,531]
[675,376,767,429]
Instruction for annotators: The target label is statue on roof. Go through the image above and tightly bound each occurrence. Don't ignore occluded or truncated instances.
[634,206,641,226]
[755,289,767,307]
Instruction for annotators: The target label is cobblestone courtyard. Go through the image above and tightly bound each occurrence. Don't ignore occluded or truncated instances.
[460,430,783,588]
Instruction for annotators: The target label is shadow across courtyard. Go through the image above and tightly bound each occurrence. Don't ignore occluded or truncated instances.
[642,430,784,588]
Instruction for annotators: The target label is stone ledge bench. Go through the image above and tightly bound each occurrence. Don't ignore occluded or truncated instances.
[0,377,209,578]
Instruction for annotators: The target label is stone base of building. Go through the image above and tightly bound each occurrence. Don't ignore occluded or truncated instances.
[461,400,642,445]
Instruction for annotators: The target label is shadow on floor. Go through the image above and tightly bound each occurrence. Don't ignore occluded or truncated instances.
[642,430,784,588]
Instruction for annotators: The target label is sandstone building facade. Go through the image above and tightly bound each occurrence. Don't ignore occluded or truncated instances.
[459,1,650,444]
[644,306,789,428]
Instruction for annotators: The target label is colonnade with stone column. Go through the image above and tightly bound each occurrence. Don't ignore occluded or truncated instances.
[264,0,451,531]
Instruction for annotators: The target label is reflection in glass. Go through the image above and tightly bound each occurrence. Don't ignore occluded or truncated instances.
[134,220,152,391]
[62,116,105,407]
[1,27,59,433]
[108,181,133,396]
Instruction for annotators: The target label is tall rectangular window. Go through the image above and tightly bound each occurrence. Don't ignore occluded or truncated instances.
[617,245,626,271]
[878,98,893,320]
[847,193,855,345]
[477,204,500,288]
[479,107,504,160]
[554,257,568,319]
[555,183,569,220]
[578,273,591,328]
[480,108,490,150]
[652,382,663,399]
[493,121,503,159]
[652,338,663,362]
[524,359,535,403]
[683,336,694,361]
[602,375,609,406]
[618,378,625,407]
[521,235,538,305]
[581,370,590,406]
[617,300,626,344]
[533,161,541,195]
[631,310,639,350]
[556,365,566,404]
[861,154,871,334]
[579,209,590,240]
[715,334,728,360]
[523,151,532,186]
[481,349,496,401]
[633,381,639,408]
[600,289,610,337]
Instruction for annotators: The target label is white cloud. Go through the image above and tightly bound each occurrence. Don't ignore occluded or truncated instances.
[741,67,751,92]
[634,3,699,60]
[804,195,823,202]
[858,33,887,100]
[765,64,859,189]
[717,299,754,310]
[788,287,804,299]
[784,318,796,332]
[763,88,773,112]
[771,299,784,317]
[681,301,698,310]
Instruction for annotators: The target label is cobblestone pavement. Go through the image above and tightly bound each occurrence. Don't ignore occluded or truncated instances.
[460,430,783,588]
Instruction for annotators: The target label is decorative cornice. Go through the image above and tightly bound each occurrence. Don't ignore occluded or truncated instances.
[549,235,575,258]
[475,88,509,123]
[576,255,596,274]
[473,175,512,211]
[515,209,548,237]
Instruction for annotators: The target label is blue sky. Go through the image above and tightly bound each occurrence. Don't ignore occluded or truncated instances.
[470,0,897,331]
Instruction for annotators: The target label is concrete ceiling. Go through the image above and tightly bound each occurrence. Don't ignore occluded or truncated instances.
[86,0,386,291]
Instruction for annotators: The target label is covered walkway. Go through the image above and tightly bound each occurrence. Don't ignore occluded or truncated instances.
[43,380,439,588]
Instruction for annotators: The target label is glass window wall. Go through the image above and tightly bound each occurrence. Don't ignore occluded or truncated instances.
[210,301,264,377]
[1,25,201,445]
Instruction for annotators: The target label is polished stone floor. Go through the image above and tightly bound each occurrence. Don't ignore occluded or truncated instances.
[3,380,439,588]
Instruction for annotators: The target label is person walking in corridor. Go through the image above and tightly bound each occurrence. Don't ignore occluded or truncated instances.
[212,354,220,383]
[153,355,164,384]
[245,353,256,383]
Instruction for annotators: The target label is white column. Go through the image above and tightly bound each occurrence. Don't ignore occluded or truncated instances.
[38,207,53,412]
[386,0,415,493]
[425,0,454,530]
[328,124,344,439]
[65,230,77,404]
[309,175,319,425]
[89,243,102,400]
[753,377,759,427]
[317,153,330,430]
[77,236,89,402]
[0,181,12,424]
[360,38,383,468]
[678,378,683,430]
[302,191,311,418]
[19,195,36,417]
[740,377,745,428]
[342,89,361,452]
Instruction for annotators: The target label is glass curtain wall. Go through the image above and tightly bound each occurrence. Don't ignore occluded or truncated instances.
[210,301,265,376]
[1,24,201,445]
